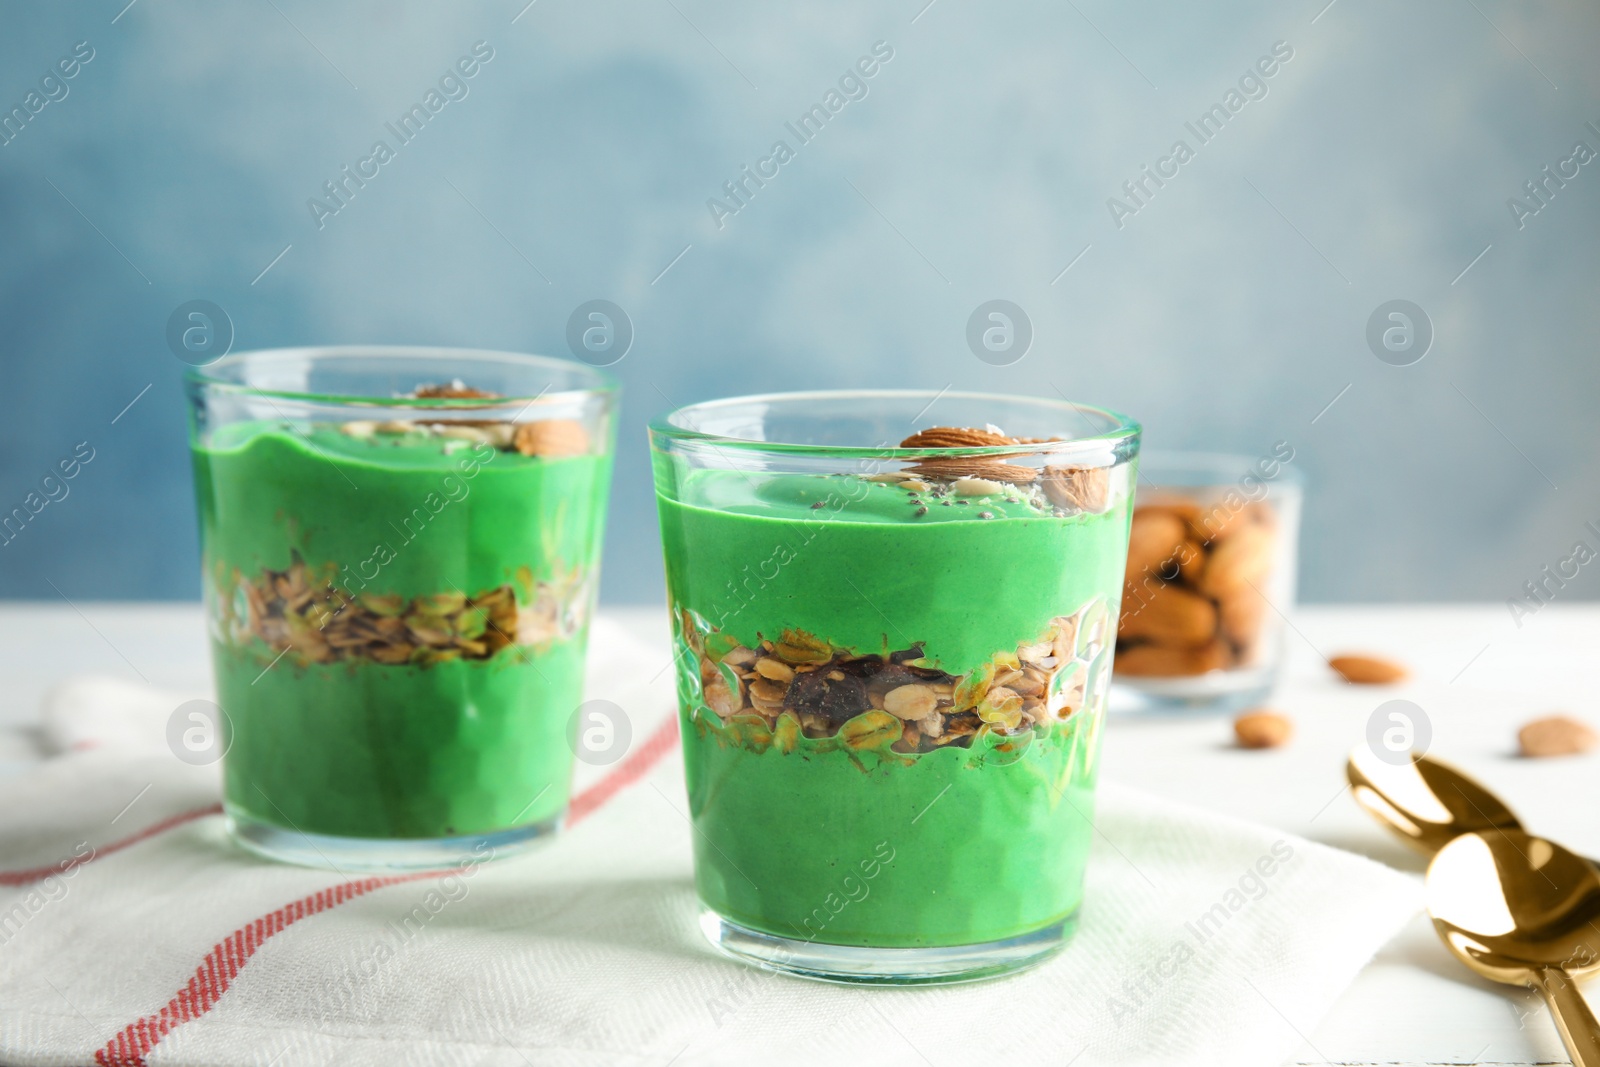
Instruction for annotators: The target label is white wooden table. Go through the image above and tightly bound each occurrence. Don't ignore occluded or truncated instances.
[1,602,1595,1066]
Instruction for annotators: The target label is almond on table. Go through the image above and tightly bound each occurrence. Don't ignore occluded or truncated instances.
[1328,654,1408,685]
[1518,715,1597,758]
[1233,709,1292,749]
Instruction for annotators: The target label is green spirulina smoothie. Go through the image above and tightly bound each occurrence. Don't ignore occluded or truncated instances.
[193,420,610,841]
[658,469,1131,948]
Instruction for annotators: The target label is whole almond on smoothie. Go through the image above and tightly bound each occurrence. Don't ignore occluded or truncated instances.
[1041,465,1111,513]
[1328,654,1408,685]
[898,426,1038,484]
[908,457,1038,484]
[900,426,1015,449]
[514,419,590,458]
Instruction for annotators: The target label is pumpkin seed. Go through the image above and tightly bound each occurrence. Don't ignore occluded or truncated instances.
[774,712,801,754]
[839,711,901,751]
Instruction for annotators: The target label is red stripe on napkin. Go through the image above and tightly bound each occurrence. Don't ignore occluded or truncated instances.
[0,805,223,887]
[93,714,682,1067]
[568,713,681,826]
[93,873,429,1067]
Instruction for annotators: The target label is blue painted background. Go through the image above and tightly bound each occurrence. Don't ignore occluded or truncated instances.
[1,0,1596,606]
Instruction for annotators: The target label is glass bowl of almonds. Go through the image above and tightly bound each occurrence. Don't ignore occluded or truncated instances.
[1112,449,1302,710]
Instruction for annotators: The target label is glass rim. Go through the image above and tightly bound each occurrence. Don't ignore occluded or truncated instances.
[648,389,1140,458]
[183,345,619,408]
[1137,448,1305,487]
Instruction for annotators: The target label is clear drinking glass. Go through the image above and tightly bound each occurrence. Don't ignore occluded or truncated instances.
[185,346,616,869]
[1112,451,1302,711]
[650,390,1139,983]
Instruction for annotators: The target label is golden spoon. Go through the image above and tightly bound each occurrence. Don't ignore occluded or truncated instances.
[1428,830,1600,1065]
[1346,747,1521,856]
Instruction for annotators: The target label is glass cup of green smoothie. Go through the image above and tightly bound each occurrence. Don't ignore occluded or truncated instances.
[650,391,1138,983]
[186,347,615,870]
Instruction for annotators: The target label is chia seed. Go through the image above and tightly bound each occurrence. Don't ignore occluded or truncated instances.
[978,510,994,520]
[915,506,928,516]
[810,501,825,509]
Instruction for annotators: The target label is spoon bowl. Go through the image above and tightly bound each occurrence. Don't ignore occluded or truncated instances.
[1428,829,1600,1064]
[1346,747,1521,855]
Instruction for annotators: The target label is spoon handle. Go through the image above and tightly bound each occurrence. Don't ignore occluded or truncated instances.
[1532,966,1600,1067]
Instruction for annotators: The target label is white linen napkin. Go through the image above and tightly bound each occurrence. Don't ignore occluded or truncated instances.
[0,615,1420,1067]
